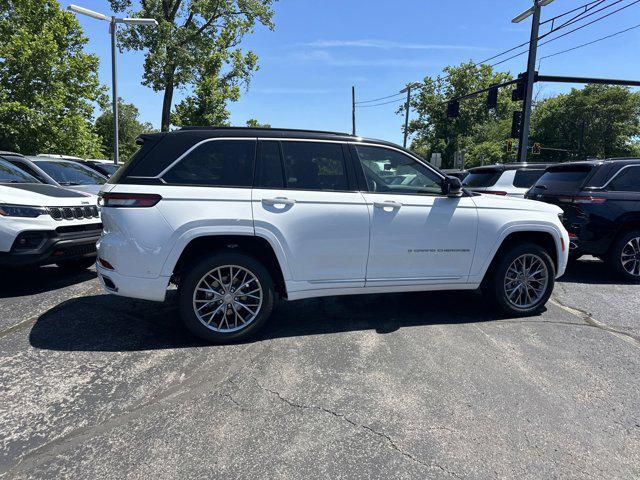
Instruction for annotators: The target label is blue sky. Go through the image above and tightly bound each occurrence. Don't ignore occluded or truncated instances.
[63,0,640,145]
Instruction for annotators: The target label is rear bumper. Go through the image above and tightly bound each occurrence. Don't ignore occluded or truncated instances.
[0,229,101,267]
[96,264,170,302]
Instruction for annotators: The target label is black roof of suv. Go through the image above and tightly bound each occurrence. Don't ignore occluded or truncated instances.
[112,127,424,184]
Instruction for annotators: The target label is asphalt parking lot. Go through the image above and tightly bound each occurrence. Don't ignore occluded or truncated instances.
[1,259,638,479]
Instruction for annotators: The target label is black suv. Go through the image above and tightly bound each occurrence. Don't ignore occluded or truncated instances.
[526,158,640,280]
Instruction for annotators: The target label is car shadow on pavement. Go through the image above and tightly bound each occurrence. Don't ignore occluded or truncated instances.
[29,289,529,352]
[558,257,628,285]
[0,265,96,299]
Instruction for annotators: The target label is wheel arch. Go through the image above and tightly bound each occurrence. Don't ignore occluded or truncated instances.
[479,226,563,283]
[163,232,291,297]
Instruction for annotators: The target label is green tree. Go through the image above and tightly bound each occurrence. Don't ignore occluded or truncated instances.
[530,84,640,160]
[408,63,517,166]
[246,118,271,128]
[108,0,275,132]
[95,99,155,161]
[407,62,518,168]
[0,0,105,156]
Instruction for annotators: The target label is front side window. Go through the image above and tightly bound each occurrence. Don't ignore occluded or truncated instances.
[0,159,40,183]
[608,166,640,192]
[355,145,442,195]
[36,160,106,185]
[163,140,256,187]
[280,141,349,191]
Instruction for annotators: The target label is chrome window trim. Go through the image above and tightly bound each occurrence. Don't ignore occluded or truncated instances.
[596,164,640,190]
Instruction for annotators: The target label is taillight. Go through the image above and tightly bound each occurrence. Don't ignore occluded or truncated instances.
[483,190,508,196]
[100,193,162,208]
[558,196,606,204]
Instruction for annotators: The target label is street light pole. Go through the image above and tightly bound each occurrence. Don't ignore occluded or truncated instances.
[67,5,157,165]
[110,18,119,165]
[351,86,356,136]
[512,0,553,162]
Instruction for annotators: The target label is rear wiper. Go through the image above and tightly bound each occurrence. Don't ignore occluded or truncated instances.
[534,184,548,190]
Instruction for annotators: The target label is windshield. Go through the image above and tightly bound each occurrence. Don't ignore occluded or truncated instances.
[35,160,106,185]
[0,158,40,184]
[93,163,119,176]
[463,170,501,188]
[532,165,593,192]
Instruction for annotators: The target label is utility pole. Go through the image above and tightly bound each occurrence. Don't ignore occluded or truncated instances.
[109,18,119,165]
[351,86,356,136]
[512,0,551,162]
[401,84,412,148]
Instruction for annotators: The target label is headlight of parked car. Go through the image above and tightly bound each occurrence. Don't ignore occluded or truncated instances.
[0,204,47,217]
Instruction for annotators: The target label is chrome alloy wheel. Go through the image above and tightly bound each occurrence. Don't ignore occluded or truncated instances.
[192,265,263,332]
[503,254,549,309]
[621,236,640,277]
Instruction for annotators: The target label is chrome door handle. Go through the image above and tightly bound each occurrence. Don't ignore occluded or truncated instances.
[262,197,296,206]
[373,200,402,209]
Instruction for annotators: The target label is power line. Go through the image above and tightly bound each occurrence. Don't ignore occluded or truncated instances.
[355,0,640,108]
[542,0,626,35]
[541,0,606,24]
[539,22,640,62]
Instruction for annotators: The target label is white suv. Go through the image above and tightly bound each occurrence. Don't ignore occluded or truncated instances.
[97,128,569,343]
[463,164,551,198]
[0,153,101,270]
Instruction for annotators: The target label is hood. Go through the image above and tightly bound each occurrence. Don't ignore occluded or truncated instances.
[63,184,104,196]
[0,183,98,207]
[472,192,562,215]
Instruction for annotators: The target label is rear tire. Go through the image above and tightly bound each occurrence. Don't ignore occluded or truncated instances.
[179,252,275,344]
[608,229,640,282]
[483,243,555,316]
[56,257,95,271]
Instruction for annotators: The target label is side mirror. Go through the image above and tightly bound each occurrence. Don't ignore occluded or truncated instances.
[442,176,463,197]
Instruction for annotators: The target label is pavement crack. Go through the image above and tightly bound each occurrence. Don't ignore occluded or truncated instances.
[252,378,460,475]
[550,296,640,347]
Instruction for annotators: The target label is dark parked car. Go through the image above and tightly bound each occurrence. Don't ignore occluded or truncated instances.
[526,158,640,280]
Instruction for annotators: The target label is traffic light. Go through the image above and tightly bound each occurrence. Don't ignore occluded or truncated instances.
[512,80,525,101]
[532,142,541,155]
[506,139,513,153]
[511,111,522,138]
[487,86,498,109]
[447,100,460,118]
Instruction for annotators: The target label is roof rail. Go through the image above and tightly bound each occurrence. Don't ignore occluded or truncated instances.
[178,126,352,136]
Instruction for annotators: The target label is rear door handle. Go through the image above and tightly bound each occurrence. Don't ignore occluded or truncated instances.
[373,200,402,209]
[262,197,296,206]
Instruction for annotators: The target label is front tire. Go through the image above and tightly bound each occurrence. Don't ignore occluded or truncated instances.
[484,243,555,316]
[179,252,275,343]
[608,230,640,282]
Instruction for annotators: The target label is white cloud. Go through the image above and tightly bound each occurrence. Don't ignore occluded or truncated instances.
[302,39,490,51]
[279,49,439,68]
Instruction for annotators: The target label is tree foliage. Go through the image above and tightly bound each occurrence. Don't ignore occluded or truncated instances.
[407,62,517,168]
[108,0,276,131]
[407,63,640,167]
[246,118,270,128]
[95,99,155,161]
[0,0,105,156]
[531,84,640,160]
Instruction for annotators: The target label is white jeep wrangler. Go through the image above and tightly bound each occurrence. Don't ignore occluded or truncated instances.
[96,128,569,343]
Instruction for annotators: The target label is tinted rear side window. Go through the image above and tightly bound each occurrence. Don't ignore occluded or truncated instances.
[608,165,640,192]
[257,141,285,189]
[463,170,501,188]
[280,141,349,191]
[513,169,545,188]
[533,165,593,192]
[163,140,256,187]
